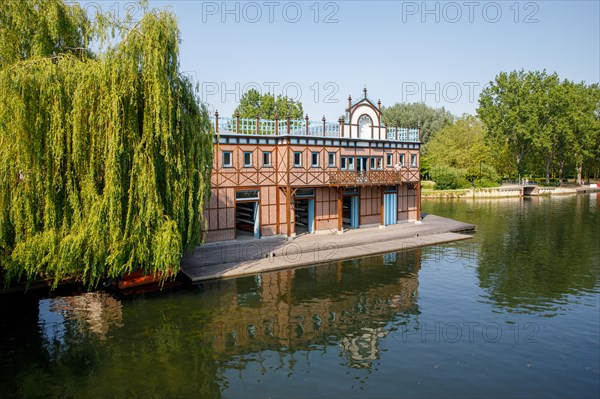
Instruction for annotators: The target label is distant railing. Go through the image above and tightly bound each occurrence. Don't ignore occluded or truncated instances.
[501,180,539,186]
[211,112,418,142]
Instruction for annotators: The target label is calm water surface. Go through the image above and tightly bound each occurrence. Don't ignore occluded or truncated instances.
[1,195,599,398]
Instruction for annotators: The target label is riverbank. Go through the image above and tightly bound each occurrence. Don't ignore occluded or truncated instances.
[422,184,600,199]
[180,214,474,282]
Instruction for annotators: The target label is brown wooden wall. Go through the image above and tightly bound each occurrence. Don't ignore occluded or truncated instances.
[213,142,419,188]
[315,187,338,231]
[360,186,382,226]
[398,184,418,222]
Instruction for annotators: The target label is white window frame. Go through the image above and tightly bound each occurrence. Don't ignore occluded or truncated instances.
[294,152,302,167]
[311,152,319,167]
[262,151,271,167]
[243,151,253,167]
[347,156,355,171]
[328,152,336,167]
[223,151,232,168]
[386,153,393,167]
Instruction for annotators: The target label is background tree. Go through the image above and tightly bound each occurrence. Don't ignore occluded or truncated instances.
[382,102,454,143]
[0,0,213,289]
[478,70,544,181]
[423,115,499,188]
[479,70,599,185]
[233,89,303,119]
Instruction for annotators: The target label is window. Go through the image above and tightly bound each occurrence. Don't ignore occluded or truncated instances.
[328,152,336,167]
[386,153,393,167]
[369,157,383,170]
[294,152,302,167]
[347,156,355,170]
[358,114,373,139]
[236,190,260,200]
[296,188,315,198]
[341,157,347,170]
[262,151,271,167]
[223,151,232,168]
[311,152,319,167]
[243,151,253,167]
[411,154,417,168]
[399,154,405,167]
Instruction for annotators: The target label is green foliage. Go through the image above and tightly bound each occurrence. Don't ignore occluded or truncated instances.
[478,70,600,183]
[0,1,213,289]
[423,115,500,188]
[233,88,303,119]
[0,0,90,68]
[421,180,436,190]
[382,102,454,143]
[429,166,470,190]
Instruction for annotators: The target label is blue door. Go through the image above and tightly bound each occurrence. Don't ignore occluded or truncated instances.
[307,199,315,233]
[351,196,359,228]
[384,193,397,225]
[253,202,260,239]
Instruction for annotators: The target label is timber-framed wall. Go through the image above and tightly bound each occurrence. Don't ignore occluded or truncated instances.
[202,89,422,243]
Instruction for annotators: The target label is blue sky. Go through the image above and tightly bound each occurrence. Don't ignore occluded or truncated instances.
[135,0,599,120]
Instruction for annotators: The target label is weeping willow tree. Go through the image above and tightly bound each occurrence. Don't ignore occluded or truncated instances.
[0,1,213,289]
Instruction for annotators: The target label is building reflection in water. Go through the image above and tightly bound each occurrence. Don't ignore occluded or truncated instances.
[198,249,421,369]
[38,292,123,358]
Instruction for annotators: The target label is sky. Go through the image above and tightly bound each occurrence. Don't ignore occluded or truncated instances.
[96,0,600,120]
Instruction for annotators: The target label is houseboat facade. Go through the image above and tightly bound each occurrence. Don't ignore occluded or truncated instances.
[203,88,421,242]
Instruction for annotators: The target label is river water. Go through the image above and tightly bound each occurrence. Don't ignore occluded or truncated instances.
[1,195,598,398]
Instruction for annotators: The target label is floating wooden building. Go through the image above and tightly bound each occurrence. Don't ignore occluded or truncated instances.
[203,88,421,242]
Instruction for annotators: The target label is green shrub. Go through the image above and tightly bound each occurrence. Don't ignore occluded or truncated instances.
[421,180,436,190]
[430,166,470,190]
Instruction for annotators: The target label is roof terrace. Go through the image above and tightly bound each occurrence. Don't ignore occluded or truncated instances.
[210,112,420,142]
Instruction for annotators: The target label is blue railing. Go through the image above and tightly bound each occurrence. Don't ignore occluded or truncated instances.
[210,114,418,142]
[387,127,419,142]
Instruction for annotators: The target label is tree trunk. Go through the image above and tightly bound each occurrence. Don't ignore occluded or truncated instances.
[576,165,583,186]
[558,160,564,186]
[545,158,551,184]
[516,155,522,184]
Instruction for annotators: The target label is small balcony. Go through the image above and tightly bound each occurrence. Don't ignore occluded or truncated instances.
[327,170,418,186]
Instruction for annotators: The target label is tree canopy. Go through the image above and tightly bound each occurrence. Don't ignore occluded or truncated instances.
[423,115,499,189]
[478,70,599,184]
[233,89,303,119]
[382,102,454,143]
[0,0,213,289]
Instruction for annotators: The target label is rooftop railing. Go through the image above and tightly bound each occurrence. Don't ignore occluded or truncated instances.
[211,112,419,142]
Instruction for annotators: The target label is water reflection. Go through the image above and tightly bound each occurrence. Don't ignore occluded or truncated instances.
[423,195,599,314]
[39,292,123,359]
[198,250,420,369]
[0,195,598,398]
